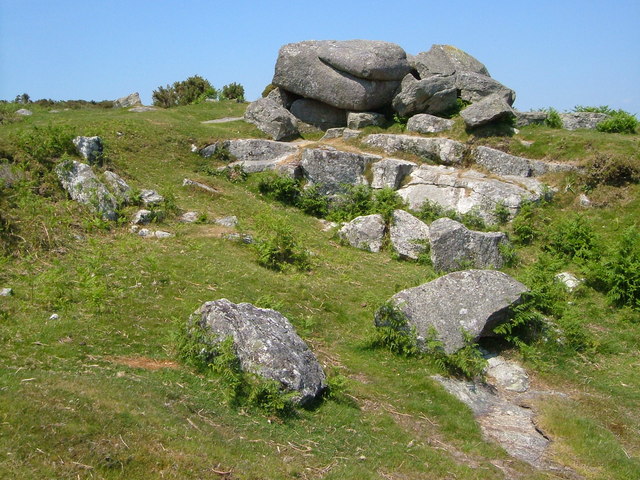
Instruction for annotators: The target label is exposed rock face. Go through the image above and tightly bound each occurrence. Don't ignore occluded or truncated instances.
[433,375,549,466]
[290,98,347,130]
[202,139,299,176]
[406,113,454,134]
[103,171,133,204]
[301,148,380,195]
[428,218,509,271]
[389,210,430,260]
[244,97,299,141]
[397,165,546,224]
[73,136,103,165]
[364,134,465,165]
[484,355,530,393]
[560,112,609,131]
[266,87,298,109]
[411,44,490,78]
[456,72,515,105]
[114,92,142,108]
[190,299,327,405]
[473,146,576,177]
[378,270,527,354]
[347,112,386,129]
[392,74,457,117]
[273,40,407,111]
[514,110,547,127]
[55,160,118,220]
[370,158,417,189]
[338,214,386,252]
[460,94,516,128]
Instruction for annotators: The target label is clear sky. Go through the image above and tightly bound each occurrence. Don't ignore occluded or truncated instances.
[1,0,639,114]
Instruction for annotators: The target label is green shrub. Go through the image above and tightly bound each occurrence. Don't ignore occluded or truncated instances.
[297,185,330,217]
[152,75,217,107]
[583,153,640,190]
[369,302,420,357]
[511,202,537,245]
[597,112,638,134]
[328,184,374,222]
[15,124,76,169]
[424,329,487,379]
[372,187,406,222]
[221,82,245,102]
[545,215,598,261]
[257,172,300,205]
[253,214,311,272]
[493,201,510,225]
[545,108,562,128]
[414,200,487,231]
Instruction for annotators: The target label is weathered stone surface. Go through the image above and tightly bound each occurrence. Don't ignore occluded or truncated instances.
[338,214,386,252]
[179,211,200,223]
[131,209,153,225]
[412,45,490,79]
[514,110,547,127]
[16,108,32,116]
[347,112,386,129]
[560,112,609,131]
[406,113,454,134]
[555,272,582,291]
[392,74,457,117]
[73,136,103,165]
[140,189,164,206]
[266,87,298,109]
[473,146,576,177]
[364,134,465,165]
[202,139,299,176]
[321,128,345,140]
[103,170,133,204]
[183,178,219,194]
[378,270,527,353]
[190,299,327,405]
[0,288,13,296]
[342,128,361,140]
[301,148,380,195]
[136,228,172,238]
[290,99,347,130]
[113,92,142,108]
[55,160,118,220]
[484,355,530,393]
[317,39,410,81]
[272,41,403,111]
[397,165,546,224]
[433,375,549,466]
[215,215,238,227]
[460,94,516,128]
[389,210,430,260]
[456,72,515,105]
[244,97,299,141]
[429,218,509,271]
[370,158,417,189]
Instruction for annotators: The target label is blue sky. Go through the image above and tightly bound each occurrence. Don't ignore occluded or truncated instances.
[1,0,639,114]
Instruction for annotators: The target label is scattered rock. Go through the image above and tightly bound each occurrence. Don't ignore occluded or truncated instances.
[347,112,386,129]
[190,299,327,405]
[370,158,417,189]
[377,270,527,353]
[406,114,454,134]
[391,74,457,117]
[338,214,386,253]
[0,288,13,296]
[321,128,346,140]
[179,211,201,223]
[555,272,582,292]
[484,355,530,393]
[318,219,338,231]
[214,216,238,227]
[290,98,347,130]
[224,233,254,244]
[364,134,465,165]
[389,210,430,260]
[113,92,142,108]
[429,218,509,271]
[411,44,490,78]
[473,146,576,177]
[140,190,164,206]
[137,228,172,238]
[73,136,103,165]
[154,231,173,239]
[183,178,219,194]
[273,40,406,111]
[433,375,549,466]
[244,97,299,141]
[129,106,158,112]
[342,128,361,140]
[578,193,591,207]
[49,313,60,321]
[514,110,547,127]
[16,108,32,116]
[201,117,243,124]
[456,72,516,105]
[131,209,153,225]
[55,160,118,220]
[560,112,609,131]
[460,94,516,129]
[103,170,133,204]
[301,148,380,195]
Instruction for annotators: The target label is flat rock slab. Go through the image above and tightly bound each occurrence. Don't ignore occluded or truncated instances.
[190,299,327,405]
[379,270,527,354]
[201,117,244,124]
[370,158,417,189]
[397,164,548,224]
[474,146,577,177]
[364,133,465,165]
[433,375,549,467]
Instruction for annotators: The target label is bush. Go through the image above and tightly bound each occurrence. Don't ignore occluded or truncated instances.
[369,302,420,357]
[221,82,245,102]
[582,153,640,190]
[253,214,311,272]
[597,112,638,134]
[328,185,405,223]
[414,200,487,231]
[545,215,599,261]
[152,75,217,107]
[511,202,536,245]
[545,108,562,128]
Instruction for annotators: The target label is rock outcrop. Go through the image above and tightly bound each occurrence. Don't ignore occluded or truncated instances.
[473,146,576,177]
[190,299,327,405]
[364,134,465,165]
[406,114,454,134]
[73,136,103,165]
[290,98,347,130]
[301,148,380,195]
[391,74,457,117]
[389,210,430,260]
[370,158,417,189]
[460,94,516,128]
[411,44,490,78]
[559,112,609,131]
[114,92,142,108]
[347,112,385,129]
[244,97,299,140]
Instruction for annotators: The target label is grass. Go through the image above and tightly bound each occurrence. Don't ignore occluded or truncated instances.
[1,101,639,479]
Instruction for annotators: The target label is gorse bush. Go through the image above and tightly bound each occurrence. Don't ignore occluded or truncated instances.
[221,82,245,102]
[152,75,218,107]
[582,153,640,190]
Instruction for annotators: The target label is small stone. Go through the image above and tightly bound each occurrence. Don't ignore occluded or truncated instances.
[154,231,173,239]
[555,272,582,292]
[579,194,591,207]
[131,209,153,225]
[16,109,32,116]
[225,233,254,244]
[0,288,13,296]
[183,178,219,193]
[49,314,60,320]
[140,190,164,206]
[179,211,200,223]
[137,228,152,237]
[214,216,238,227]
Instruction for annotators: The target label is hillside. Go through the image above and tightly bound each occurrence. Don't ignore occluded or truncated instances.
[0,100,639,480]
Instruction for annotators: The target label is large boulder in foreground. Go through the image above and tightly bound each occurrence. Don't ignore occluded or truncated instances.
[190,299,327,405]
[429,218,509,271]
[378,270,527,353]
[244,97,299,140]
[338,214,386,252]
[272,40,408,111]
[55,160,118,220]
[389,209,430,260]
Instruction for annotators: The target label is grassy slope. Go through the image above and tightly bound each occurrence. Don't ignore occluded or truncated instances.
[0,102,639,479]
